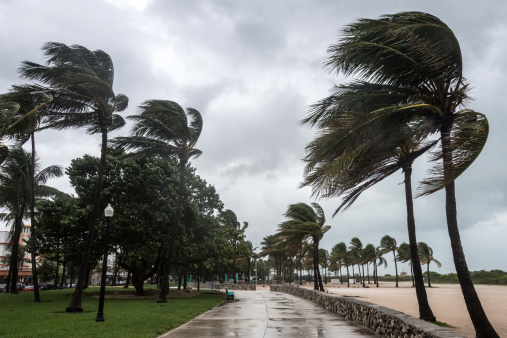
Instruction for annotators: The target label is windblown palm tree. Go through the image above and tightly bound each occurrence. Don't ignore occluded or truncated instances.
[277,202,330,291]
[0,147,63,294]
[380,235,399,288]
[19,42,128,312]
[300,12,493,333]
[397,242,414,287]
[111,100,202,302]
[349,237,366,287]
[330,242,351,287]
[374,246,388,288]
[362,244,376,285]
[418,242,442,287]
[1,85,54,302]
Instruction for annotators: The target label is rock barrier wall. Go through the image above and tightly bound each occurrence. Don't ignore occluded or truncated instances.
[270,285,464,338]
[193,282,256,291]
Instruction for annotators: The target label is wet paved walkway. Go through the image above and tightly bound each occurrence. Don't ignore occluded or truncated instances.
[161,290,380,337]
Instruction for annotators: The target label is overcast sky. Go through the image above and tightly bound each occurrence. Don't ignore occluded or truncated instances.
[1,0,506,275]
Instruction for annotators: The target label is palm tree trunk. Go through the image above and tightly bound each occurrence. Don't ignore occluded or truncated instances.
[403,165,435,321]
[29,133,40,302]
[427,263,431,287]
[361,264,365,287]
[441,125,498,337]
[67,127,108,312]
[10,200,27,294]
[315,242,324,291]
[346,264,350,287]
[393,251,398,287]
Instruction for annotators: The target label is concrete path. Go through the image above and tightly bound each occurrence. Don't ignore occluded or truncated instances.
[161,290,380,337]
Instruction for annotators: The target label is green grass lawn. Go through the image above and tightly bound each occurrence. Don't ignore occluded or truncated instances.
[0,286,224,337]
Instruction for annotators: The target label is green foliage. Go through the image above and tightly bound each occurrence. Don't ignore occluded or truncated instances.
[37,259,57,282]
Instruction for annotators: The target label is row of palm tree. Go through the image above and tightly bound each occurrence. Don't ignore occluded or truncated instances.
[330,237,440,288]
[300,11,496,337]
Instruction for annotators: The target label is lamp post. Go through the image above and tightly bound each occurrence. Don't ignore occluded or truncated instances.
[96,204,114,322]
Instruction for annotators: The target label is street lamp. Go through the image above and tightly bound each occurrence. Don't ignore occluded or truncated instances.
[96,204,114,322]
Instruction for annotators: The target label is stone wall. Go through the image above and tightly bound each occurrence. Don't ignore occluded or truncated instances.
[192,282,256,291]
[270,285,463,338]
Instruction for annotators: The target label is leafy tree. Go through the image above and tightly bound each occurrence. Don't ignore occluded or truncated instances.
[277,202,331,291]
[301,12,494,336]
[19,42,128,312]
[418,242,442,287]
[36,196,88,287]
[37,259,57,282]
[111,100,202,302]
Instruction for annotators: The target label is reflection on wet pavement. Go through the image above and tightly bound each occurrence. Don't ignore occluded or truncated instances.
[162,290,380,337]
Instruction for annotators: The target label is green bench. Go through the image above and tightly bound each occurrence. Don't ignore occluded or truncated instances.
[225,288,234,300]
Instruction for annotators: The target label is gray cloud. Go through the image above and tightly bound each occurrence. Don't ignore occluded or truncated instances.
[0,0,506,275]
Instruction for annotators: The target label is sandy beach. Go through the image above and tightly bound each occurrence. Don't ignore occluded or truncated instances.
[300,281,506,337]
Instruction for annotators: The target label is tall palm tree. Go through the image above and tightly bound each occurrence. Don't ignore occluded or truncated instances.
[19,42,128,312]
[300,13,492,330]
[302,121,436,319]
[277,202,331,291]
[0,147,63,294]
[111,100,202,302]
[1,85,54,302]
[418,242,442,287]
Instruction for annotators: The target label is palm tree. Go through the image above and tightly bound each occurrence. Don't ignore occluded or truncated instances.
[19,42,128,312]
[330,242,351,287]
[374,246,388,287]
[277,202,331,291]
[301,12,495,336]
[348,237,366,287]
[362,244,375,285]
[1,85,55,302]
[380,235,399,288]
[111,100,202,302]
[418,242,442,287]
[397,242,414,286]
[0,147,63,294]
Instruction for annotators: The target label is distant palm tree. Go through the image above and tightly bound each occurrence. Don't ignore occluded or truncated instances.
[349,237,366,287]
[277,202,331,291]
[397,242,414,286]
[19,42,128,312]
[0,147,63,294]
[111,100,202,302]
[362,244,375,285]
[374,246,388,288]
[380,235,399,287]
[330,242,351,287]
[418,242,442,287]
